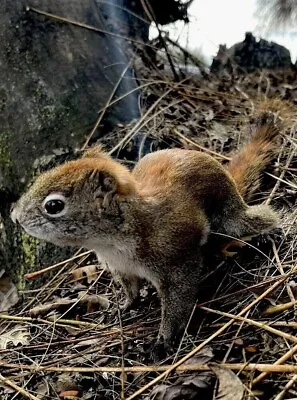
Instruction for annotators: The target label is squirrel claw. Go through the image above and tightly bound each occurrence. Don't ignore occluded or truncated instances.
[221,234,256,257]
[221,239,247,257]
[150,338,175,362]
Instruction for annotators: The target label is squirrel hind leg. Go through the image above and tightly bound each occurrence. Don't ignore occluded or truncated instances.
[218,204,279,242]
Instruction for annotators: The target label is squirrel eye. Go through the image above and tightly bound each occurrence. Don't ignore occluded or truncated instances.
[42,193,67,216]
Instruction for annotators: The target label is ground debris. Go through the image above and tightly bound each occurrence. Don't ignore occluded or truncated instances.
[1,56,297,400]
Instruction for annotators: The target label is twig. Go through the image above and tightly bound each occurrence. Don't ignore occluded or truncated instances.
[271,239,295,304]
[109,78,189,155]
[24,250,92,280]
[204,306,297,388]
[264,300,297,315]
[0,313,109,331]
[222,311,249,363]
[0,373,39,400]
[274,374,297,400]
[26,6,156,49]
[25,248,91,310]
[198,272,297,308]
[266,172,297,190]
[212,321,297,329]
[173,128,230,160]
[111,97,184,154]
[265,141,295,205]
[82,61,136,150]
[0,313,150,338]
[201,307,297,345]
[252,343,297,386]
[165,36,207,73]
[140,0,179,81]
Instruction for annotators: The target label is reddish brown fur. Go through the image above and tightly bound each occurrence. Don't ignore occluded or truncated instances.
[82,144,111,160]
[227,113,281,201]
[34,158,137,198]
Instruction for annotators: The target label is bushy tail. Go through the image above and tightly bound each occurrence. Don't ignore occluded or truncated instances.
[227,112,282,202]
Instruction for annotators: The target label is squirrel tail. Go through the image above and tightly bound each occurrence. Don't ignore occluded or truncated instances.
[227,112,282,202]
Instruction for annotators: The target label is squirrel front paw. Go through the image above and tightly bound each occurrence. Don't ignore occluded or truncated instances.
[119,295,140,311]
[150,337,175,362]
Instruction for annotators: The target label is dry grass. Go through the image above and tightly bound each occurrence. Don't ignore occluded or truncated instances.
[0,62,297,399]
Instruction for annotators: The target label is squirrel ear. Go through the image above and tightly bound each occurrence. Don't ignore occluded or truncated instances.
[90,171,117,208]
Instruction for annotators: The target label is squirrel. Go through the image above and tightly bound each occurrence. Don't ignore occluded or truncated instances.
[11,112,280,350]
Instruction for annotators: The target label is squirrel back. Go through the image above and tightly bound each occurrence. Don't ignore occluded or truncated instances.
[227,112,281,202]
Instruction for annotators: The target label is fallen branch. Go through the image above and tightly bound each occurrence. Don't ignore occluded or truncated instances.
[2,362,297,375]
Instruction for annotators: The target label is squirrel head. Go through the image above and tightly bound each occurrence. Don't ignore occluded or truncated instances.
[11,150,137,247]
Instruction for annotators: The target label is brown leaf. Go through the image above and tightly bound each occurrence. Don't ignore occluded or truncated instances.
[78,291,109,313]
[244,345,257,353]
[211,365,244,400]
[0,325,30,349]
[29,290,109,317]
[59,390,80,399]
[70,265,99,284]
[0,271,19,311]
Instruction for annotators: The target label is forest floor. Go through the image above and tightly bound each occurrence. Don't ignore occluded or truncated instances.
[0,59,297,400]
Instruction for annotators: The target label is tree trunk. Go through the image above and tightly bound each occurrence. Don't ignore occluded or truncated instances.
[0,0,143,285]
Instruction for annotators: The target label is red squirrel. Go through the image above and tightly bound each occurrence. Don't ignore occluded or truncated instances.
[11,113,280,349]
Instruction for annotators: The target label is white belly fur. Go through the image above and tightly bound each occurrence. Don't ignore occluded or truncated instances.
[94,244,154,283]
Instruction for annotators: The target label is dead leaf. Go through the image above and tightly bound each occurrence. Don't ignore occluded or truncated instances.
[146,376,215,400]
[145,347,216,400]
[29,298,75,316]
[0,271,19,311]
[78,291,109,312]
[29,292,109,319]
[59,390,80,399]
[0,325,29,349]
[183,347,214,367]
[70,265,99,284]
[211,365,244,400]
[34,381,50,398]
[56,373,81,394]
[244,345,257,353]
[146,348,245,400]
